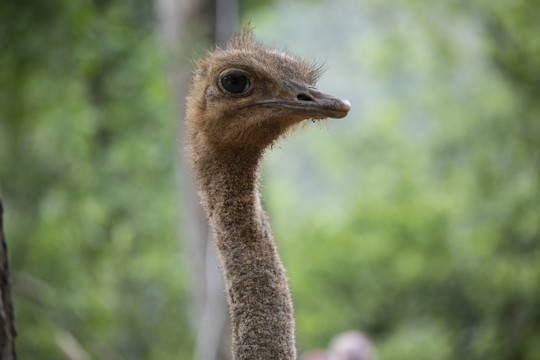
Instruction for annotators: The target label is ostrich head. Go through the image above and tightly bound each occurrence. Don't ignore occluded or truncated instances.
[186,26,351,150]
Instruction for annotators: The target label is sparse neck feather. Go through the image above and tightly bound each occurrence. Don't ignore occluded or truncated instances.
[189,139,296,360]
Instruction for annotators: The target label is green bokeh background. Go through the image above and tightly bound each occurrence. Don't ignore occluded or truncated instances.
[1,0,539,359]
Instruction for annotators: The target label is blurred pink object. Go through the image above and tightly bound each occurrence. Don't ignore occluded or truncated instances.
[327,331,375,360]
[299,349,328,360]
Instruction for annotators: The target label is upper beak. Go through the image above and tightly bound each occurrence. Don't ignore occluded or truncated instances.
[243,81,351,119]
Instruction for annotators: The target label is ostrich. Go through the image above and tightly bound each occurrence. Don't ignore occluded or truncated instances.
[185,26,350,360]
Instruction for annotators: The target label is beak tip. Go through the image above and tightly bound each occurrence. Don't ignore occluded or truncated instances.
[340,98,351,112]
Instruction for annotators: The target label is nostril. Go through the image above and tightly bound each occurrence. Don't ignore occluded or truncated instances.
[297,93,314,101]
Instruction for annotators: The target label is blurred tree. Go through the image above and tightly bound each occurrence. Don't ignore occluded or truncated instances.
[154,0,234,358]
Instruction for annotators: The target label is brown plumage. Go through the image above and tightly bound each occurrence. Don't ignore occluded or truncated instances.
[186,26,350,360]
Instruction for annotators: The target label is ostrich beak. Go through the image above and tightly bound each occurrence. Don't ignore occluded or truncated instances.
[291,84,351,119]
[243,81,351,120]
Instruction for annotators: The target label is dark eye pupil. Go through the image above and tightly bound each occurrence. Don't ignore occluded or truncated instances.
[221,73,249,94]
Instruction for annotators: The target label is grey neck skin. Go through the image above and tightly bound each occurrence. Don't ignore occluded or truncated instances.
[190,142,296,360]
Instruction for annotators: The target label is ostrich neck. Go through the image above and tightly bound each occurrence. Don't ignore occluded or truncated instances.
[191,143,296,360]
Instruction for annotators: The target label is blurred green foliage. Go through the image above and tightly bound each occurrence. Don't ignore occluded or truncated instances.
[0,0,539,359]
[0,1,191,359]
[261,0,540,359]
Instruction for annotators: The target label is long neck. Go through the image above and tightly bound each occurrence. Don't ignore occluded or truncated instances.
[190,142,296,360]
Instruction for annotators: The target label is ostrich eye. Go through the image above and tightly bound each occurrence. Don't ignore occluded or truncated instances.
[221,72,250,94]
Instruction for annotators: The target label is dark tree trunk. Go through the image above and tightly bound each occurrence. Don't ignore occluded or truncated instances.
[0,188,17,360]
